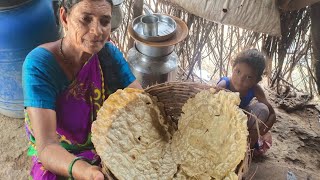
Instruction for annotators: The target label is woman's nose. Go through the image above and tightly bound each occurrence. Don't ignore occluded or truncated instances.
[90,20,103,36]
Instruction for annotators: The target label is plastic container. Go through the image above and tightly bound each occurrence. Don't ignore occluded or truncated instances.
[0,0,59,118]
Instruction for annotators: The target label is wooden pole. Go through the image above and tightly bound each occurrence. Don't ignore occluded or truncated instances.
[311,2,320,94]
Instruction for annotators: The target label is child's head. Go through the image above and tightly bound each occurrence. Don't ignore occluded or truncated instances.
[231,49,266,91]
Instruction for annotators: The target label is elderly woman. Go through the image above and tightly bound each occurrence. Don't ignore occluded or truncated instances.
[22,0,142,179]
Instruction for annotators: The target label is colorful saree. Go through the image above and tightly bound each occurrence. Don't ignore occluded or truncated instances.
[25,54,105,179]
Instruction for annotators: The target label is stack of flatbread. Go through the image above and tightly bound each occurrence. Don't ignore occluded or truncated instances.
[92,88,248,180]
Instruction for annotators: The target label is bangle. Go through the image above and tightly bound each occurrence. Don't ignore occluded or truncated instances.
[68,156,84,179]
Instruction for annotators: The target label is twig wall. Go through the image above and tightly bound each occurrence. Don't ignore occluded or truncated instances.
[111,0,318,96]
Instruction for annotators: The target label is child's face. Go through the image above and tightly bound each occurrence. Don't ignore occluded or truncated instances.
[231,62,258,92]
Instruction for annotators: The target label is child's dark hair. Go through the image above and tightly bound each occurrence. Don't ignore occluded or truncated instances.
[233,49,266,81]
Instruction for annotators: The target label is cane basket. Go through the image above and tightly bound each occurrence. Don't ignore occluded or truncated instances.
[102,82,252,179]
[145,82,251,179]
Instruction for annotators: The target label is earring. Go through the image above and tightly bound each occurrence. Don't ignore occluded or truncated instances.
[60,26,67,37]
[63,26,68,35]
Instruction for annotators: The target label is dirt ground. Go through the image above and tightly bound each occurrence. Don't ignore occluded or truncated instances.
[247,106,320,180]
[0,114,30,179]
[0,90,319,180]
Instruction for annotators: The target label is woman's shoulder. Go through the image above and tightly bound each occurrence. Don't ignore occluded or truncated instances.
[103,42,123,58]
[25,46,55,65]
[23,43,67,84]
[24,41,61,69]
[26,40,58,58]
[99,42,127,67]
[104,41,117,50]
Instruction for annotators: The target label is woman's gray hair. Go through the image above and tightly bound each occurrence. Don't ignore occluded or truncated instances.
[59,0,113,14]
[58,0,113,36]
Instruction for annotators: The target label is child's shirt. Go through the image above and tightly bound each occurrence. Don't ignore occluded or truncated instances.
[218,77,255,108]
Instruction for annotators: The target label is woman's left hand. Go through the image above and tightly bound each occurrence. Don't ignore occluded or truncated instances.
[86,166,105,180]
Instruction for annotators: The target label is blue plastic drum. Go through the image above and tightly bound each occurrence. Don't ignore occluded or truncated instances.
[0,0,59,118]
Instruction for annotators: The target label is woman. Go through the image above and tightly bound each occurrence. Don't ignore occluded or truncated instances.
[22,0,142,179]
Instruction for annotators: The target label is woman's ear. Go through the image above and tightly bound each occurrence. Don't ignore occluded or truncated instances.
[59,7,68,33]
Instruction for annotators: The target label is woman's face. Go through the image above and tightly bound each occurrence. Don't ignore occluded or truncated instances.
[231,62,258,92]
[64,0,112,54]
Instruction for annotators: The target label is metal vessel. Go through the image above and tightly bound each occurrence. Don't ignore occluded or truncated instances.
[135,42,174,57]
[111,0,124,31]
[127,44,178,88]
[132,13,177,42]
[127,14,188,88]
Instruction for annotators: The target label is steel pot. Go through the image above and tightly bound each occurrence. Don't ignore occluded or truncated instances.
[112,0,124,6]
[127,47,178,88]
[135,42,174,57]
[111,4,123,31]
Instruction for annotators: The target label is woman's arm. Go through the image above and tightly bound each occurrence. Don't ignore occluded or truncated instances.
[127,80,143,89]
[27,107,104,180]
[254,85,276,134]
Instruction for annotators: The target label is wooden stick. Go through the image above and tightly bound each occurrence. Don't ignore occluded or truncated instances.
[242,109,269,129]
[278,76,302,92]
[248,165,258,180]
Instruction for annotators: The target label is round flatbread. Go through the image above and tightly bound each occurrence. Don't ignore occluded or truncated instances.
[171,89,248,179]
[92,87,248,180]
[92,88,177,180]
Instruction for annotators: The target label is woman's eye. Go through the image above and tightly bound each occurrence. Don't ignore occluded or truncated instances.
[82,16,91,23]
[100,19,110,26]
[246,76,252,79]
[237,70,240,74]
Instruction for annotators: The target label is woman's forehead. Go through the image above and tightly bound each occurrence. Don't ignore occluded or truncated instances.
[71,0,112,16]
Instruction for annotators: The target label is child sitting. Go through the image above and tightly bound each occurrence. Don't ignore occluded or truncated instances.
[217,49,276,154]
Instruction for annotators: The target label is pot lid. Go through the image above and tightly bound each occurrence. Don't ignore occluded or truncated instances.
[112,0,124,6]
[128,14,188,47]
[132,14,177,42]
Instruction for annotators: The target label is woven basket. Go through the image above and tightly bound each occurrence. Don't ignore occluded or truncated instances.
[103,82,252,179]
[145,82,252,179]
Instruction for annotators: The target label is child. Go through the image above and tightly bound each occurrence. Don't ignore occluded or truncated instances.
[217,49,276,154]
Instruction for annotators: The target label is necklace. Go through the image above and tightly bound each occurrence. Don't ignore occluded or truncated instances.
[59,38,93,80]
[59,37,76,80]
[59,37,73,65]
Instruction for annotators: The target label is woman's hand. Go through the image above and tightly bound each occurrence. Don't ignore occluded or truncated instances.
[85,165,105,180]
[128,80,143,89]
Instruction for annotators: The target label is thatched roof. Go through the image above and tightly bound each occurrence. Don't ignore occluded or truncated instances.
[170,0,281,36]
[278,0,320,11]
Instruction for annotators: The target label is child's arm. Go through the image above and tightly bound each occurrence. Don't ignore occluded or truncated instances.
[254,85,276,134]
[216,79,227,89]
